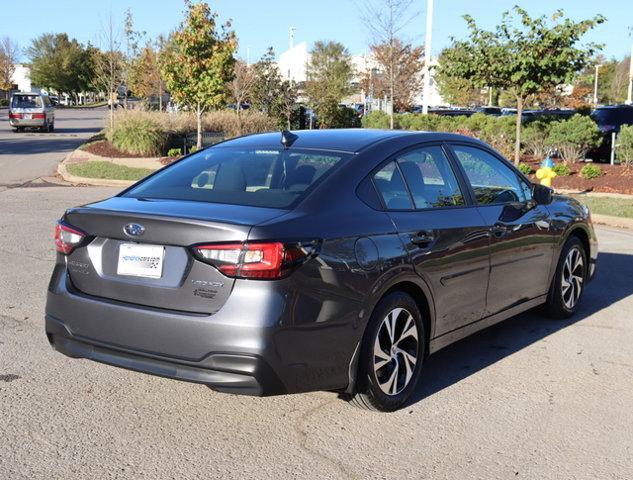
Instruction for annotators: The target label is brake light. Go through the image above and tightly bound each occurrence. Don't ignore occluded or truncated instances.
[33,113,46,119]
[55,222,86,254]
[193,241,318,279]
[9,113,22,119]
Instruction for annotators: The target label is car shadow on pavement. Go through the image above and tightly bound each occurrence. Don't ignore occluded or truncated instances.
[407,251,633,407]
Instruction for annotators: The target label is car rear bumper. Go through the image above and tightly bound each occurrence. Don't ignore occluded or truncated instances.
[45,264,360,396]
[46,314,284,395]
[9,118,47,127]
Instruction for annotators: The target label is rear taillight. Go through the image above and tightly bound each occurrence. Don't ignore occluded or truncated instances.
[33,113,46,119]
[192,241,318,279]
[55,222,86,254]
[9,113,22,119]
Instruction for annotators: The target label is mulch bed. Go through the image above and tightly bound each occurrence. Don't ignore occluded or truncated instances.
[83,140,150,159]
[522,156,633,195]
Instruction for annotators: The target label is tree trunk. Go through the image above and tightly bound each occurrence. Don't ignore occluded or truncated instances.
[514,96,523,165]
[236,105,243,136]
[196,103,203,150]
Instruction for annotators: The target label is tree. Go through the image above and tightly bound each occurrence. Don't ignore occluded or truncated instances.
[277,79,298,130]
[358,0,419,127]
[360,39,423,112]
[92,13,124,133]
[122,9,145,108]
[128,44,164,104]
[250,48,283,116]
[228,59,256,134]
[0,37,19,97]
[441,7,604,164]
[304,40,354,128]
[27,34,92,101]
[434,46,484,106]
[159,1,236,148]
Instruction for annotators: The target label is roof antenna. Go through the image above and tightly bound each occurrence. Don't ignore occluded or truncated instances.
[280,130,298,149]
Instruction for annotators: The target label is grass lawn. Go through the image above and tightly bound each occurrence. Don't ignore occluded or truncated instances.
[66,161,153,181]
[570,195,633,219]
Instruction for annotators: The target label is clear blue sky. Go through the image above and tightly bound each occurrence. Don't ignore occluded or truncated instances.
[5,0,631,62]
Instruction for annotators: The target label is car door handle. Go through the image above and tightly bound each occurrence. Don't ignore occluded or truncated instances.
[411,231,434,247]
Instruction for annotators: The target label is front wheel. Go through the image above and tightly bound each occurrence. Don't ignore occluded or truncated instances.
[545,236,587,318]
[348,291,425,412]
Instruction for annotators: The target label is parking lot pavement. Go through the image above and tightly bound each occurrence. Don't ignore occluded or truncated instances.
[1,185,632,479]
[0,108,105,189]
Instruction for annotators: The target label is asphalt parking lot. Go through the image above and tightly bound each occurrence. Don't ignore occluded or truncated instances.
[0,107,105,189]
[1,183,632,479]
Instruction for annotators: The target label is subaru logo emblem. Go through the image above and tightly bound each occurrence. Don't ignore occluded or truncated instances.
[124,223,145,237]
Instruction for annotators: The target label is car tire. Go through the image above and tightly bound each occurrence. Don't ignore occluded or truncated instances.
[348,291,425,412]
[50,122,55,132]
[545,236,587,319]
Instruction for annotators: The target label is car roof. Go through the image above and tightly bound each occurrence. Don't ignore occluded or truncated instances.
[216,129,483,154]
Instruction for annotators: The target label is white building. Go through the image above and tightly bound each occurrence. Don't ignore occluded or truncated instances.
[10,64,34,93]
[276,43,446,109]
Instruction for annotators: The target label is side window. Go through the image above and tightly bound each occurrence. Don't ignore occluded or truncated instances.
[373,162,413,210]
[396,146,465,209]
[452,146,528,205]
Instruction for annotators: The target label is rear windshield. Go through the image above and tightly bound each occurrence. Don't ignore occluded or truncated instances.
[11,95,42,109]
[591,108,633,126]
[123,147,351,208]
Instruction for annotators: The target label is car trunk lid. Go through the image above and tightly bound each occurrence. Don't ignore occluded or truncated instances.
[63,197,288,314]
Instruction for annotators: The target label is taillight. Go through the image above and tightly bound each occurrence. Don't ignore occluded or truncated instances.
[54,222,86,254]
[192,241,318,279]
[9,113,22,119]
[33,113,46,119]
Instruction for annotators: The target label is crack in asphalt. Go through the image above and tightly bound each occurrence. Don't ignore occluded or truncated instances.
[292,397,358,480]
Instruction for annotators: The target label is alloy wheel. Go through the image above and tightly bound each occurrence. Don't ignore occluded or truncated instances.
[561,246,585,310]
[373,307,419,396]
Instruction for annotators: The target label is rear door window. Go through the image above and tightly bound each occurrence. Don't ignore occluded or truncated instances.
[396,146,465,209]
[124,147,350,209]
[372,162,414,210]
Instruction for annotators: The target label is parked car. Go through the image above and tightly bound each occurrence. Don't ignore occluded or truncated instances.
[429,108,475,117]
[474,106,502,116]
[45,129,597,411]
[589,105,633,162]
[8,92,55,132]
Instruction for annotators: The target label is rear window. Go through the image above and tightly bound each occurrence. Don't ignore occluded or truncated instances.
[123,147,351,208]
[11,95,42,109]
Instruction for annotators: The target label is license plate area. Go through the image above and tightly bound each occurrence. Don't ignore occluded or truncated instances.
[24,114,32,119]
[117,243,165,278]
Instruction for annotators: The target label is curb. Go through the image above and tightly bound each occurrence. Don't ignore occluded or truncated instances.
[591,213,633,230]
[57,152,135,188]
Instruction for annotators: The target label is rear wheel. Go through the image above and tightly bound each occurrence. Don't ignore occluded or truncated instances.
[545,236,587,318]
[348,291,425,412]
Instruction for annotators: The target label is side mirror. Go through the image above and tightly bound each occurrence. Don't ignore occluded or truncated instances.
[532,183,553,205]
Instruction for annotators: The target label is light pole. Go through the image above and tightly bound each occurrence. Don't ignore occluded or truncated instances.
[289,27,296,50]
[627,43,633,105]
[593,64,602,106]
[422,0,434,115]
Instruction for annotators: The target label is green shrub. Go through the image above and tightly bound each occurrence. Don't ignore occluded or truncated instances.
[618,125,633,166]
[518,163,532,175]
[522,117,559,157]
[108,114,165,156]
[580,164,603,179]
[362,110,390,129]
[547,114,602,162]
[188,145,199,154]
[0,98,8,107]
[552,163,572,176]
[167,148,182,157]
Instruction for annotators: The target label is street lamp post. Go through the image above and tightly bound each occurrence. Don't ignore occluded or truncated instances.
[422,0,434,115]
[593,64,602,106]
[627,43,633,105]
